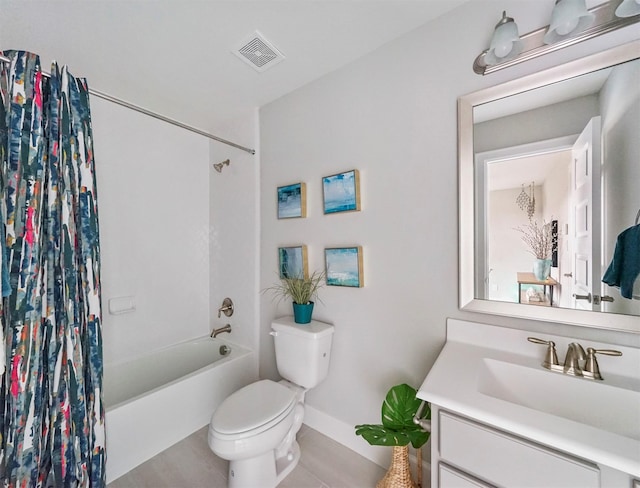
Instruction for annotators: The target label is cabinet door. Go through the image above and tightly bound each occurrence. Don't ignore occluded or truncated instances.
[439,411,600,488]
[440,462,495,488]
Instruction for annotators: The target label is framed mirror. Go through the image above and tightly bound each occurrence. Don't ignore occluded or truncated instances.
[459,40,640,333]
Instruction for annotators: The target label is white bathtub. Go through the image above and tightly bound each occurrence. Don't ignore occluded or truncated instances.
[104,337,256,483]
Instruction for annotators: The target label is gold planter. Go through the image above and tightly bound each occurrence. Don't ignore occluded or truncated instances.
[376,445,418,488]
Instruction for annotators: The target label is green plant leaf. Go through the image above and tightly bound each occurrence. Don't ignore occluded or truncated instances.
[262,270,325,305]
[354,424,412,447]
[406,426,430,449]
[381,384,423,430]
[355,385,431,447]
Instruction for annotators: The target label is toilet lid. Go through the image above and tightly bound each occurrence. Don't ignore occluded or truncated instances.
[213,379,296,435]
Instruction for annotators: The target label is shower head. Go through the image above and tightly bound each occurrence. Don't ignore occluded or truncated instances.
[213,159,230,173]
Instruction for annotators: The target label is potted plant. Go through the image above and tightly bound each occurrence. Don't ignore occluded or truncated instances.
[515,219,553,281]
[355,383,430,488]
[264,270,325,324]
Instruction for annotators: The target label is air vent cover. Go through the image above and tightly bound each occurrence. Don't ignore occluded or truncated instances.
[233,31,285,73]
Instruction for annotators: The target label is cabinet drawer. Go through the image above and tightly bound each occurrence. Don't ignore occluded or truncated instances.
[439,411,599,488]
[440,462,495,488]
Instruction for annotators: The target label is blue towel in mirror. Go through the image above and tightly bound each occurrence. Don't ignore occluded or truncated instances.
[602,224,640,299]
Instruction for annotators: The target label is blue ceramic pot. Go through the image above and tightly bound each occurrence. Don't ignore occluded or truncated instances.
[292,302,314,324]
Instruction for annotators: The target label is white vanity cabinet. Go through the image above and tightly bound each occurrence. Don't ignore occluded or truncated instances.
[432,407,600,488]
[418,319,640,488]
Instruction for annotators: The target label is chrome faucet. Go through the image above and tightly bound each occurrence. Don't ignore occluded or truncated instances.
[211,324,232,338]
[529,337,622,380]
[563,342,586,376]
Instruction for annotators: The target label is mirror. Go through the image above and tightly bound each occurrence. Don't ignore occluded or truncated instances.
[459,41,640,333]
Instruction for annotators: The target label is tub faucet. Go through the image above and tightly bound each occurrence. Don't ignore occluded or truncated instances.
[211,324,232,338]
[563,342,586,376]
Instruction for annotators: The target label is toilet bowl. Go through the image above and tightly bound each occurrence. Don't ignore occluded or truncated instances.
[208,379,305,487]
[209,317,334,488]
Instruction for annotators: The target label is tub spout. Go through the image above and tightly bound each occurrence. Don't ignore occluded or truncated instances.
[211,324,232,338]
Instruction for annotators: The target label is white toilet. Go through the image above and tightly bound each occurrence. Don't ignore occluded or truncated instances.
[208,317,334,488]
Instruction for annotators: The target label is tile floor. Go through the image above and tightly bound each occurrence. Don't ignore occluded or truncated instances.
[108,425,387,488]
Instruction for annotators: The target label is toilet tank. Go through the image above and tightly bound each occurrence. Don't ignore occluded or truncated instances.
[271,317,334,389]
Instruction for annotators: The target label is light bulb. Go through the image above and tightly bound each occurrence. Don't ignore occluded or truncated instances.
[484,11,523,66]
[555,17,579,35]
[544,0,595,44]
[494,42,513,59]
[615,0,640,17]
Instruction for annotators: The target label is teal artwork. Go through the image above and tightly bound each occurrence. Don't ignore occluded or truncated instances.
[277,183,306,219]
[279,246,308,279]
[325,247,363,287]
[0,50,105,486]
[323,170,360,214]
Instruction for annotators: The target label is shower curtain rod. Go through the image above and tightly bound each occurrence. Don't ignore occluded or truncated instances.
[0,54,256,155]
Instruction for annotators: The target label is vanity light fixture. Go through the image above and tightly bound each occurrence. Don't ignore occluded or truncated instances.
[473,0,640,75]
[615,0,640,17]
[485,11,524,65]
[543,0,595,44]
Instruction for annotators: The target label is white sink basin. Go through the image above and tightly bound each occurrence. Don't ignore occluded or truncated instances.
[478,358,640,441]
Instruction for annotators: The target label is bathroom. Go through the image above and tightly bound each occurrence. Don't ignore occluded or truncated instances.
[0,0,638,487]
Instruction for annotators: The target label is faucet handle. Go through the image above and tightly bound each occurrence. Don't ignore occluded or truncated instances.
[584,347,622,380]
[527,337,559,369]
[217,297,234,318]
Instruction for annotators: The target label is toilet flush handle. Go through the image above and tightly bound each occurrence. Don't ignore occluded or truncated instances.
[269,330,278,337]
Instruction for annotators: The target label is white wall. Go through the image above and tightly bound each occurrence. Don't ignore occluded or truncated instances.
[259,0,640,466]
[209,109,261,361]
[93,96,210,364]
[488,186,543,303]
[93,97,260,368]
[474,95,599,154]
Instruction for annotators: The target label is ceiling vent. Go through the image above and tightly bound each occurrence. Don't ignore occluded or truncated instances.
[233,31,285,73]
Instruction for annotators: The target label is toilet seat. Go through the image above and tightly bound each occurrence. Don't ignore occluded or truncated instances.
[212,380,296,439]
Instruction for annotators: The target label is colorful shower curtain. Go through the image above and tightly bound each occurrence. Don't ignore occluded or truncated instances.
[0,51,105,487]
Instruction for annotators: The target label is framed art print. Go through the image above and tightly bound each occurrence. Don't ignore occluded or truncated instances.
[278,246,308,279]
[324,246,363,287]
[322,170,360,214]
[277,183,307,219]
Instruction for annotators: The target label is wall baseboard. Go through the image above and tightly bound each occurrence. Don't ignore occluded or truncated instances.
[304,404,389,467]
[303,404,431,483]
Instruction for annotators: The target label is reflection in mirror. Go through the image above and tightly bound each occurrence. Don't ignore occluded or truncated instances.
[459,41,640,333]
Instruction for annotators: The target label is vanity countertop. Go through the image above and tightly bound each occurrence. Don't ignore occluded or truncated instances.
[417,319,640,477]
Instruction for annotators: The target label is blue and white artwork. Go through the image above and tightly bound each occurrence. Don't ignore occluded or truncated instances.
[325,247,363,287]
[323,170,360,214]
[278,183,306,219]
[279,246,308,279]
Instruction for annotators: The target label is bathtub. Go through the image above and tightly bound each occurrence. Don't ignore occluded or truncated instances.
[104,337,256,483]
